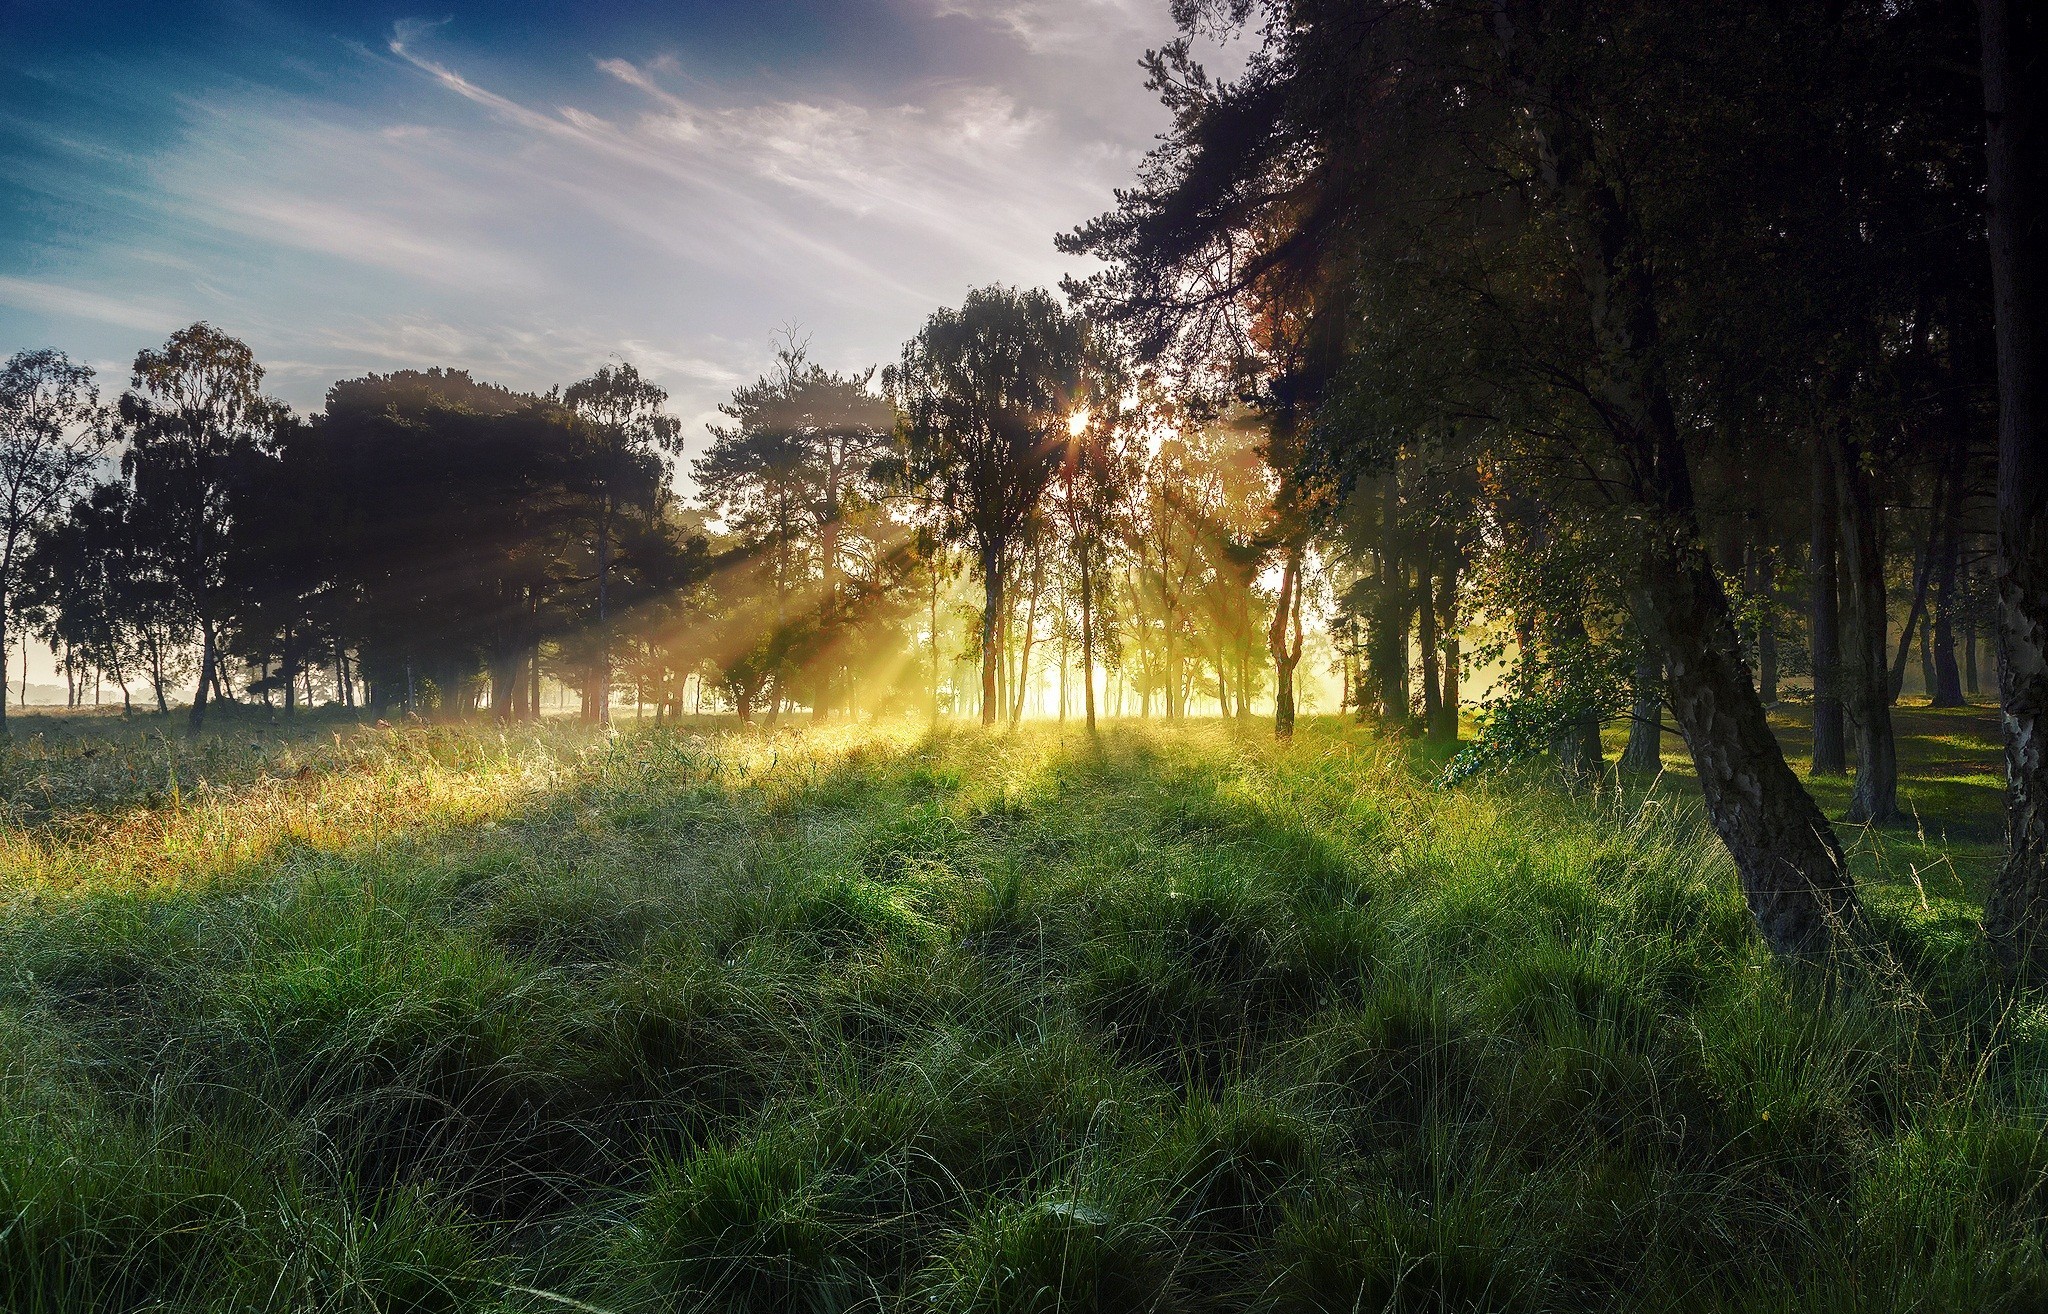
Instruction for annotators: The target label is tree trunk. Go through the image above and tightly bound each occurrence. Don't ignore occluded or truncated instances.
[1633,543,1862,954]
[1370,473,1407,725]
[1269,544,1303,740]
[1434,558,1461,742]
[1080,551,1097,732]
[150,633,169,715]
[188,624,215,734]
[1979,0,2048,975]
[930,566,943,721]
[1621,656,1663,774]
[1549,607,1604,774]
[1503,18,1862,953]
[1811,442,1849,773]
[596,498,612,726]
[1012,552,1042,724]
[1920,620,1936,705]
[980,544,1001,726]
[1888,532,1933,704]
[1418,557,1443,734]
[283,632,297,716]
[1828,428,1900,822]
[1931,470,1967,707]
[816,473,841,724]
[1058,613,1068,723]
[490,647,522,722]
[1965,599,1981,697]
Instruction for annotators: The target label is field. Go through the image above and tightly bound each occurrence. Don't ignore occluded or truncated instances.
[2,704,2041,1312]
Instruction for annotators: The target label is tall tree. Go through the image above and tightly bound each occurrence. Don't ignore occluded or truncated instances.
[1978,0,2048,973]
[0,349,104,735]
[565,362,683,725]
[887,286,1096,725]
[118,324,283,734]
[696,341,896,719]
[1067,0,1884,954]
[1049,394,1140,732]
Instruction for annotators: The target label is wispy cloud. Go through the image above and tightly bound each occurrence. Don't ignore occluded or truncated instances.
[0,274,174,334]
[3,5,1184,439]
[929,0,1152,52]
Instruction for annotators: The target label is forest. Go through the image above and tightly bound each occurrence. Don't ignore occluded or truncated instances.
[0,0,2044,1310]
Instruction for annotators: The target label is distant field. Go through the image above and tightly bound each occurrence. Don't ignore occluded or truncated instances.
[1,710,2040,1312]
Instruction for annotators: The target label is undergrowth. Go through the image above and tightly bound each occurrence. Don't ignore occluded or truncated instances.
[0,714,2036,1311]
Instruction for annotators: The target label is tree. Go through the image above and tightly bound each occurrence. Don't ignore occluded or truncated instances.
[1065,0,1901,954]
[118,324,284,734]
[1978,0,2048,973]
[888,287,1097,725]
[564,362,683,725]
[695,340,897,719]
[299,369,603,718]
[0,349,105,734]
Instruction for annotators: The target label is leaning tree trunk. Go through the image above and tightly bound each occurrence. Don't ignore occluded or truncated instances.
[1634,539,1861,955]
[1887,523,1934,705]
[1503,21,1862,955]
[1978,0,2048,975]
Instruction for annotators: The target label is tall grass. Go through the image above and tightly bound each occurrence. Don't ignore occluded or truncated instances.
[0,713,2038,1311]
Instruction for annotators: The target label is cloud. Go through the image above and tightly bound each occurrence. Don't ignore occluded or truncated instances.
[929,0,1152,52]
[205,190,535,288]
[0,274,174,333]
[4,5,1185,451]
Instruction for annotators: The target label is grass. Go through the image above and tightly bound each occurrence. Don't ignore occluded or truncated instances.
[0,704,2038,1312]
[1614,697,2006,906]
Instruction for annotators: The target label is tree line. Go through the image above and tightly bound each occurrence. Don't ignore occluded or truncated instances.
[0,298,1290,743]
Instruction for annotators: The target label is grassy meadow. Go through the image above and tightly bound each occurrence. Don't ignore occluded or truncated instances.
[2,703,2042,1312]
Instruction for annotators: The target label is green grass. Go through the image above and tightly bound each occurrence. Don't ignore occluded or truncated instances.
[0,707,2038,1312]
[1613,697,2006,905]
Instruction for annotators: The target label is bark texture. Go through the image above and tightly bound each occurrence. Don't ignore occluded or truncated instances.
[1978,0,2048,974]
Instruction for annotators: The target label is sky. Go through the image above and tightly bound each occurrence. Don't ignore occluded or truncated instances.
[0,0,1252,693]
[1,0,1246,435]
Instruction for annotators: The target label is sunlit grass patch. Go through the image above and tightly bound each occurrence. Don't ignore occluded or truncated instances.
[0,710,2038,1311]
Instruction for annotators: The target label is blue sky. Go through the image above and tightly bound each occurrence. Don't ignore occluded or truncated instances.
[1,0,1236,438]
